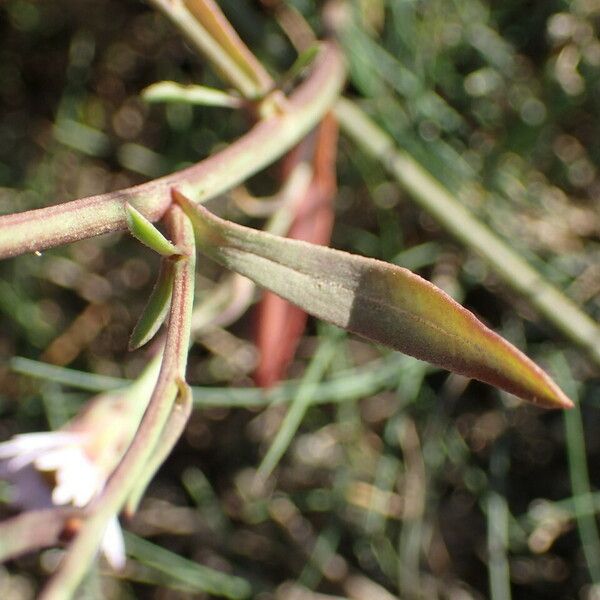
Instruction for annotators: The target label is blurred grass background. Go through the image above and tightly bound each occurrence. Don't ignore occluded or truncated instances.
[1,0,600,598]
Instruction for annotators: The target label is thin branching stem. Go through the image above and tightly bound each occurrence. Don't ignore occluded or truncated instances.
[0,43,345,260]
[39,204,196,599]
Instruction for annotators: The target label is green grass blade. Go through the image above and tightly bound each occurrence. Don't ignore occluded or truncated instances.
[125,532,251,599]
[257,327,341,480]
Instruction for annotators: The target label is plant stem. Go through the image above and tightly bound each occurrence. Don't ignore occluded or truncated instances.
[0,43,345,260]
[39,204,196,600]
[335,98,600,369]
[148,0,272,99]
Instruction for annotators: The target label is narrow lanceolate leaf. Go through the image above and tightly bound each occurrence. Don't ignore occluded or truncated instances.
[125,203,180,257]
[174,190,573,410]
[142,81,243,109]
[129,259,175,350]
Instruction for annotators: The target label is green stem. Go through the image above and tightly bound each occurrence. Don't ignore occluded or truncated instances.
[147,0,270,98]
[0,43,345,260]
[335,98,600,369]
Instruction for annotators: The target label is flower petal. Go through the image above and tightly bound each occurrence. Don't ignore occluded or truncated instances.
[101,516,127,571]
[39,447,102,506]
[0,432,83,470]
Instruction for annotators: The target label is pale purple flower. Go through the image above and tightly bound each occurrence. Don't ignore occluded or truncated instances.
[0,429,126,569]
[0,359,160,569]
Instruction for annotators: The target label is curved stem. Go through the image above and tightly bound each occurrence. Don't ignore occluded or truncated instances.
[39,204,196,599]
[0,43,345,260]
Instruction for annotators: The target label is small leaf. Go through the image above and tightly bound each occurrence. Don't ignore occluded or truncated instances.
[125,203,180,256]
[142,81,244,109]
[174,190,573,410]
[280,45,320,89]
[129,259,175,350]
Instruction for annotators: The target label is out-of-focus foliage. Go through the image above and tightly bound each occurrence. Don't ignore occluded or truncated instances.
[0,1,599,599]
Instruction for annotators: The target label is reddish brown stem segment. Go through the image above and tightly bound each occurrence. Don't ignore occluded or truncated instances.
[254,114,339,386]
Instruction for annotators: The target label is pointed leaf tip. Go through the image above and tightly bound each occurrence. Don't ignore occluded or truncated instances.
[125,203,181,257]
[142,81,244,109]
[174,191,573,410]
